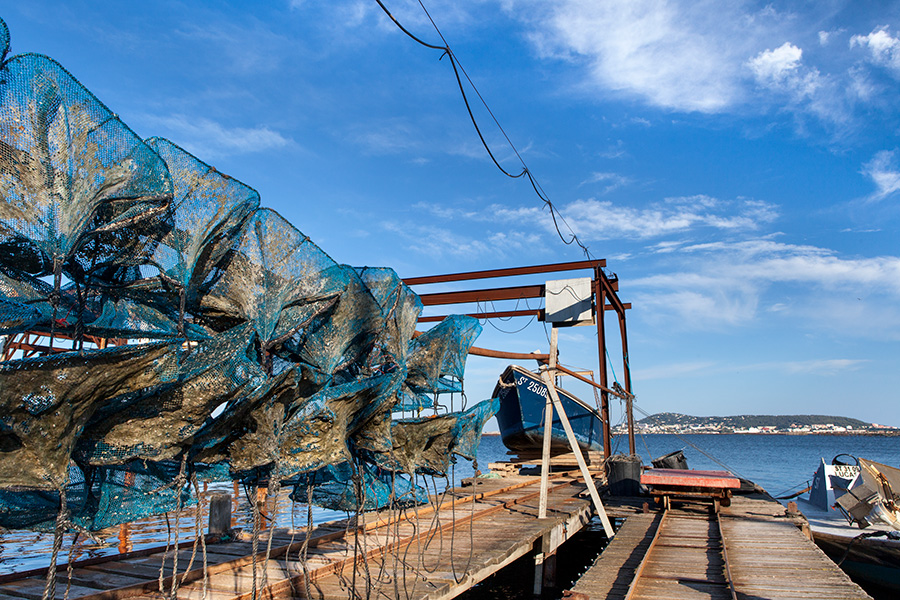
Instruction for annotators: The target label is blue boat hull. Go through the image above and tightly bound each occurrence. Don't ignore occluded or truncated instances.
[493,365,603,454]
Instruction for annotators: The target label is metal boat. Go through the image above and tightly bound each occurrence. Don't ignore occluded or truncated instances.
[796,456,900,594]
[492,364,603,454]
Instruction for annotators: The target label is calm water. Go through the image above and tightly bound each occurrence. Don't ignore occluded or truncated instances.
[2,433,898,575]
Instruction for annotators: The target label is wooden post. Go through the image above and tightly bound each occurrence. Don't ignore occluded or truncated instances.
[538,327,558,520]
[540,368,614,538]
[209,494,232,535]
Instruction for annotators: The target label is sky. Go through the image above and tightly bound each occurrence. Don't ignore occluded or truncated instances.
[2,1,899,429]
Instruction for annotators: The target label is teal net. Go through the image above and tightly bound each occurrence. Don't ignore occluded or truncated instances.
[290,461,427,512]
[0,17,489,529]
[368,399,499,476]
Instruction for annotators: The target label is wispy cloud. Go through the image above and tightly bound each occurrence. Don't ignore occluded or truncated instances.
[637,361,716,381]
[581,171,632,193]
[630,239,900,335]
[520,0,749,112]
[139,114,293,159]
[862,149,900,201]
[379,220,542,261]
[778,358,868,375]
[506,2,899,136]
[563,196,778,240]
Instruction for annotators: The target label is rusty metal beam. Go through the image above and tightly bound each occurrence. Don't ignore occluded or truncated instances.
[418,308,545,323]
[554,364,631,399]
[417,284,545,307]
[418,303,629,324]
[402,259,606,286]
[469,346,550,361]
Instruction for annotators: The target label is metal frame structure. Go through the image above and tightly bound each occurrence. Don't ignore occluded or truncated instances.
[402,258,636,458]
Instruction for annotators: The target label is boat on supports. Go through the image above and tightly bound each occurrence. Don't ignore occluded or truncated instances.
[493,364,603,454]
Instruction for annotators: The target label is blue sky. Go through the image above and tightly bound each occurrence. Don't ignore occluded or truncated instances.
[3,1,900,428]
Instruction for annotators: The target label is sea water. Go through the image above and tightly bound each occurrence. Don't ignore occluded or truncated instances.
[1,433,898,575]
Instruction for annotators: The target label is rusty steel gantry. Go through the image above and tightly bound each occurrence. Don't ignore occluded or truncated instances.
[402,259,636,458]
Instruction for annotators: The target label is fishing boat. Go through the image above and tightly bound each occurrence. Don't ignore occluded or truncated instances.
[492,364,603,454]
[795,455,900,593]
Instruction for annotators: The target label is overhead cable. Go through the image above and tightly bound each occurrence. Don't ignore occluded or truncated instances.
[373,0,594,259]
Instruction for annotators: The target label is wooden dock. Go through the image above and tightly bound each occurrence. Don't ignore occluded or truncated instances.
[0,473,594,600]
[0,478,878,600]
[568,491,872,600]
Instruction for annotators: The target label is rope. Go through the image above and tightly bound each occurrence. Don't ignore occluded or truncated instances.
[190,476,210,600]
[43,485,67,600]
[837,530,900,566]
[63,532,79,600]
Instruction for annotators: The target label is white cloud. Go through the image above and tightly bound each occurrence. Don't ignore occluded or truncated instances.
[862,150,900,201]
[851,27,900,76]
[630,239,900,335]
[505,2,883,133]
[748,43,823,100]
[140,114,292,159]
[779,359,867,375]
[581,171,632,193]
[748,43,803,83]
[563,196,778,240]
[521,0,747,112]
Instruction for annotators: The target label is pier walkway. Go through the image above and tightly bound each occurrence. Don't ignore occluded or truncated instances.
[0,473,593,600]
[0,477,877,600]
[568,492,871,600]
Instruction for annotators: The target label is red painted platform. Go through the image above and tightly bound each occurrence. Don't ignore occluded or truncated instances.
[640,468,741,489]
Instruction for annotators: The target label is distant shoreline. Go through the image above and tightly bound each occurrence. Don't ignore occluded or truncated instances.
[619,430,900,437]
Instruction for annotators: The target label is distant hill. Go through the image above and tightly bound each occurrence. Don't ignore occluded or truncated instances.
[638,412,873,430]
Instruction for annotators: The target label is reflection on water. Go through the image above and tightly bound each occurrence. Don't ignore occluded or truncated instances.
[0,453,486,576]
[0,481,345,575]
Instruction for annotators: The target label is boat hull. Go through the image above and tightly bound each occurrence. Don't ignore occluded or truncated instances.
[493,365,603,454]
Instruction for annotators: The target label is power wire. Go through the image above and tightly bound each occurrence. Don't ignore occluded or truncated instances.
[373,0,594,259]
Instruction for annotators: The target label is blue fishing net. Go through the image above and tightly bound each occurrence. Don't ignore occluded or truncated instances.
[399,314,482,410]
[0,462,194,532]
[0,17,489,529]
[0,342,179,490]
[199,208,348,351]
[368,399,499,476]
[0,53,172,287]
[290,461,427,513]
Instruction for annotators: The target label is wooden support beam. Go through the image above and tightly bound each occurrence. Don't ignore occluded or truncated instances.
[540,367,615,538]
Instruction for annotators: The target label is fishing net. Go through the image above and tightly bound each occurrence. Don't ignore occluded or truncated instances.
[0,17,490,532]
[0,341,178,489]
[0,53,172,289]
[198,208,348,351]
[74,323,262,465]
[0,461,194,532]
[0,268,53,334]
[356,267,423,365]
[279,266,384,382]
[291,461,427,512]
[369,399,499,476]
[399,314,482,410]
[131,138,259,330]
[275,371,403,479]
